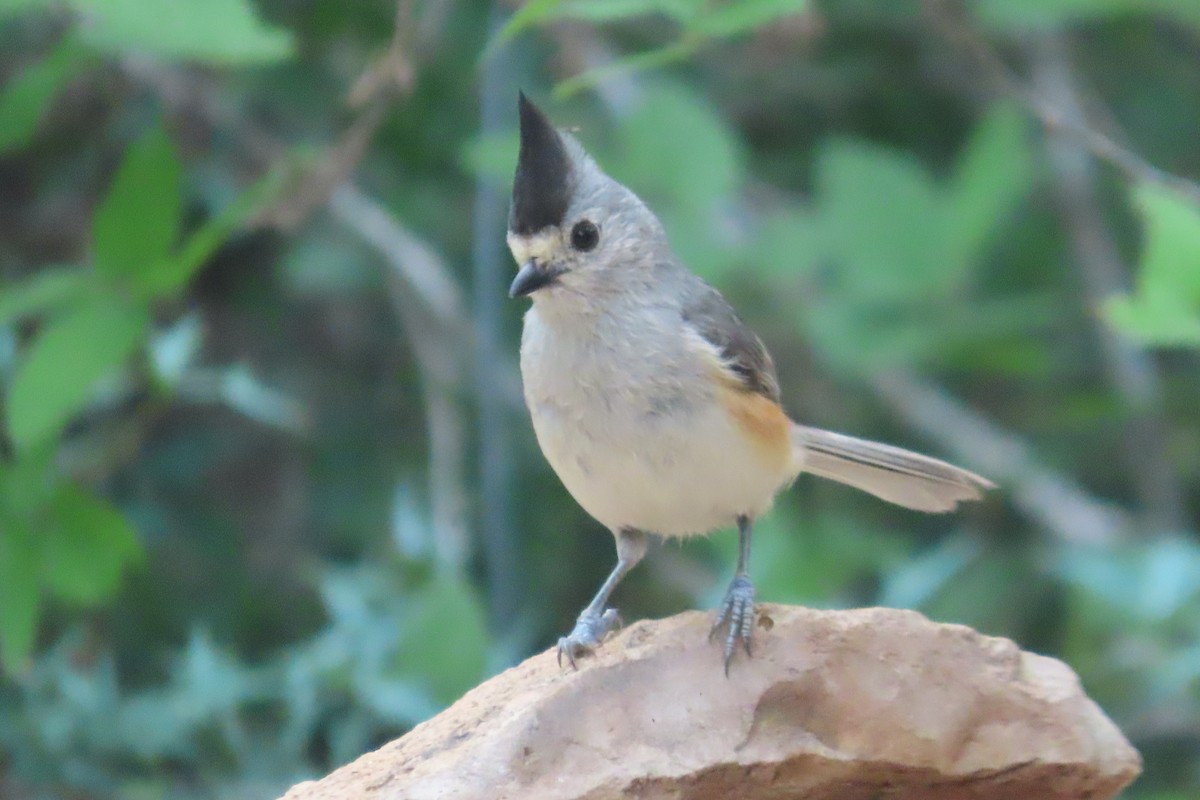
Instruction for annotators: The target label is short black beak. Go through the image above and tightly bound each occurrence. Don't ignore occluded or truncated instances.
[509,261,559,298]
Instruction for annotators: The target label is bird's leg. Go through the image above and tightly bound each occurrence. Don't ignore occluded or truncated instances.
[710,514,756,674]
[557,528,647,669]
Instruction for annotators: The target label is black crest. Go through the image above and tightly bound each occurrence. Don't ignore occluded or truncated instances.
[510,92,573,235]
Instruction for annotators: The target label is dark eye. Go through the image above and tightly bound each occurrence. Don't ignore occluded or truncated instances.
[570,220,599,252]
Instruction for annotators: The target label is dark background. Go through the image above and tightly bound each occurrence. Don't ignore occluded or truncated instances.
[0,1,1198,798]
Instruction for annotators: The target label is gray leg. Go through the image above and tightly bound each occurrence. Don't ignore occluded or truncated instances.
[557,528,648,669]
[709,514,756,675]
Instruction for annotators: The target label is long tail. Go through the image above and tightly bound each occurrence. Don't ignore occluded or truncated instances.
[791,424,994,513]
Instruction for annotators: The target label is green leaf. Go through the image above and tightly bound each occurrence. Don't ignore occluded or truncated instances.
[0,32,88,153]
[1105,182,1200,346]
[554,38,701,98]
[607,82,743,276]
[815,139,949,300]
[0,444,58,520]
[484,0,564,58]
[41,485,141,605]
[0,522,41,670]
[494,0,803,80]
[391,575,487,706]
[807,111,1033,372]
[691,0,807,37]
[613,82,743,218]
[946,104,1032,268]
[556,0,702,24]
[459,130,519,184]
[802,300,945,373]
[142,164,288,297]
[487,0,702,56]
[1107,294,1200,347]
[92,123,182,286]
[69,0,293,65]
[0,265,92,326]
[769,136,1024,371]
[752,205,823,280]
[7,295,149,451]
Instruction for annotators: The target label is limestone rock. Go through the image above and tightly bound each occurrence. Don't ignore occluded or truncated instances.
[278,605,1141,800]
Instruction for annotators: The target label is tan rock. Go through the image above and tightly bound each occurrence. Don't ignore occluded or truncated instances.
[278,605,1141,800]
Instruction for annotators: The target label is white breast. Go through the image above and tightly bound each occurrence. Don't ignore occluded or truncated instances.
[519,305,789,537]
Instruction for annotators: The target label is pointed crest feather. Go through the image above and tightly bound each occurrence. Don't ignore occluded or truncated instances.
[511,92,573,235]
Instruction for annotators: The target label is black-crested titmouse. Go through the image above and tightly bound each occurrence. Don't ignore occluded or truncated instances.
[506,94,993,672]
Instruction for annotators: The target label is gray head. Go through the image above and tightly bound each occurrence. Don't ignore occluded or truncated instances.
[507,93,669,302]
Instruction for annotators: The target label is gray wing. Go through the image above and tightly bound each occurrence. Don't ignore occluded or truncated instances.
[680,280,781,402]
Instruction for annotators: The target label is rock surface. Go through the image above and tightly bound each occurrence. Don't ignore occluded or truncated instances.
[278,605,1141,800]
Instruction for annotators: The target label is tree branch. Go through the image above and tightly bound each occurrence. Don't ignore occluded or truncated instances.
[923,0,1200,207]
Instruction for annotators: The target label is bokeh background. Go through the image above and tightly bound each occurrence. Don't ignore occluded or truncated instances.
[1,1,1198,798]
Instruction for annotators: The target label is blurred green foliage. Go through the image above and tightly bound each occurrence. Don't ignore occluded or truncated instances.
[0,0,1198,798]
[493,0,811,93]
[0,108,279,675]
[1107,183,1200,345]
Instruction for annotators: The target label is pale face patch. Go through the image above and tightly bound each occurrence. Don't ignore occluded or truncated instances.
[507,229,563,267]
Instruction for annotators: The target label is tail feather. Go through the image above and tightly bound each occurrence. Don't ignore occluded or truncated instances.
[791,425,994,513]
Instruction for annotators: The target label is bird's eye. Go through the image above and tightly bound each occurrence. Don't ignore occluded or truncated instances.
[570,220,599,252]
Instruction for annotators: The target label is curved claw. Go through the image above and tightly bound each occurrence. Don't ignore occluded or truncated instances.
[710,574,756,675]
[556,608,621,670]
[556,636,578,670]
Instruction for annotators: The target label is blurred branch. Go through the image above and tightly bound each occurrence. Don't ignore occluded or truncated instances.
[870,370,1131,547]
[254,101,389,230]
[326,186,468,334]
[347,1,417,107]
[923,0,1200,208]
[176,365,310,434]
[329,186,470,569]
[1124,706,1200,744]
[472,2,520,632]
[552,24,643,114]
[120,56,530,571]
[1029,36,1185,533]
[319,184,522,400]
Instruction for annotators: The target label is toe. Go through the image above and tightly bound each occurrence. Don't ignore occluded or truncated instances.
[556,638,568,669]
[556,636,583,670]
[599,607,622,633]
[739,598,755,655]
[713,576,757,674]
[555,608,622,671]
[709,606,729,641]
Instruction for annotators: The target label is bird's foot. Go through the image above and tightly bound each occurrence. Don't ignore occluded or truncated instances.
[709,574,756,675]
[557,608,621,669]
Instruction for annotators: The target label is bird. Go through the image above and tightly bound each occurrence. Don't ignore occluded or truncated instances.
[505,93,994,673]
